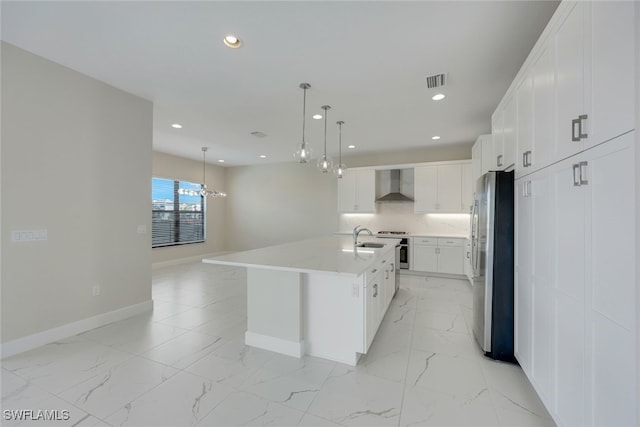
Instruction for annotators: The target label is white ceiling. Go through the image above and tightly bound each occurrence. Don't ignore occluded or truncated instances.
[1,1,558,166]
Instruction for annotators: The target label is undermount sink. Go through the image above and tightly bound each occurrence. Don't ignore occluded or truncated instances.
[356,242,385,248]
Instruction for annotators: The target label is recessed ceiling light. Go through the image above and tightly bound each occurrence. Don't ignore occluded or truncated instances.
[223,35,242,49]
[171,123,182,129]
[432,136,441,140]
[313,114,322,120]
[218,159,225,163]
[432,93,446,101]
[259,155,267,159]
[347,145,356,149]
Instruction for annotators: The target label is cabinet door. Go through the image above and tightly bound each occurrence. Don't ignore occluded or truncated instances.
[555,1,585,160]
[516,72,533,178]
[472,140,482,183]
[530,167,557,405]
[461,163,473,212]
[412,245,437,272]
[502,95,516,169]
[514,178,532,371]
[585,133,636,426]
[438,246,463,275]
[553,156,586,427]
[492,110,504,170]
[337,173,357,213]
[414,166,437,213]
[355,169,376,213]
[480,135,493,175]
[437,164,462,212]
[588,1,635,147]
[364,282,377,352]
[532,43,556,171]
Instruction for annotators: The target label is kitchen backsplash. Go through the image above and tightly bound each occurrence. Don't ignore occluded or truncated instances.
[339,201,470,237]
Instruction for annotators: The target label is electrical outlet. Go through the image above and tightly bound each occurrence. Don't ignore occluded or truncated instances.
[92,285,101,297]
[137,225,146,234]
[11,229,48,242]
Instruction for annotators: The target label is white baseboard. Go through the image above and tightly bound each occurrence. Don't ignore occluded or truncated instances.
[245,331,304,358]
[1,300,153,359]
[152,251,232,269]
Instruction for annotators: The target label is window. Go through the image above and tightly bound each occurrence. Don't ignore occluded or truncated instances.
[152,177,205,247]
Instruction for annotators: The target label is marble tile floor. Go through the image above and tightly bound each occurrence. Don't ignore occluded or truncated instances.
[1,262,554,426]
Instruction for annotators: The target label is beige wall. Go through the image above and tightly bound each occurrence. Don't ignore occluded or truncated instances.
[1,43,153,342]
[225,162,338,251]
[152,151,226,264]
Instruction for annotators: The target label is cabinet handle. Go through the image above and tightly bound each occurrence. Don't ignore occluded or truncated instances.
[381,259,386,264]
[572,118,581,142]
[572,164,581,187]
[390,262,395,272]
[373,284,378,298]
[579,161,588,185]
[436,247,441,254]
[385,270,389,280]
[371,269,377,274]
[525,151,532,167]
[578,114,588,139]
[522,152,527,167]
[523,180,532,197]
[497,154,503,167]
[466,251,470,259]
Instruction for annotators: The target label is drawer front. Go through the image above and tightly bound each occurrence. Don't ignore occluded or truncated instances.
[366,263,382,284]
[438,238,464,247]
[414,237,437,245]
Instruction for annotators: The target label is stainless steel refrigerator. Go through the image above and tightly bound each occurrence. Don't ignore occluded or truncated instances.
[471,170,515,362]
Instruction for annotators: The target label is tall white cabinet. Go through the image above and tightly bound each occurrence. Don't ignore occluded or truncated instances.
[502,1,637,426]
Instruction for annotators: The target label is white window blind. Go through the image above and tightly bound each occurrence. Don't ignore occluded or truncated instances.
[152,177,205,247]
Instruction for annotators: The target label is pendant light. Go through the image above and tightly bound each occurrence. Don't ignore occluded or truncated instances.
[179,147,227,198]
[294,83,313,163]
[334,120,347,178]
[317,105,333,173]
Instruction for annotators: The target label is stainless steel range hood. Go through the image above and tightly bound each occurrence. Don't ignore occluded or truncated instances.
[375,169,414,202]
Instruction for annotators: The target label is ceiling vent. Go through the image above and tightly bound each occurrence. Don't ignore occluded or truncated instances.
[425,73,447,89]
[250,131,267,138]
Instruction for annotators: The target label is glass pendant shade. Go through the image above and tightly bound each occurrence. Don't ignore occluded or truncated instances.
[333,120,347,178]
[294,142,313,164]
[317,154,333,173]
[294,83,313,164]
[317,105,333,173]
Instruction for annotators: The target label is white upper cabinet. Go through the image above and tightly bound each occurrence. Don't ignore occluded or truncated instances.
[491,110,505,169]
[515,71,534,178]
[337,169,375,213]
[492,96,516,171]
[496,1,635,180]
[588,0,635,146]
[471,134,493,182]
[555,1,586,160]
[414,163,464,213]
[502,95,516,169]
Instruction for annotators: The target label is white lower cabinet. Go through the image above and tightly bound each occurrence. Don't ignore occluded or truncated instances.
[515,132,636,426]
[412,237,464,275]
[363,252,395,353]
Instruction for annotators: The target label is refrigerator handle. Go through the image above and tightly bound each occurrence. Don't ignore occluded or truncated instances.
[470,199,479,276]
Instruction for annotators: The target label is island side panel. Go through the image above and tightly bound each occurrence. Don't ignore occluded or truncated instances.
[246,268,303,357]
[303,272,365,366]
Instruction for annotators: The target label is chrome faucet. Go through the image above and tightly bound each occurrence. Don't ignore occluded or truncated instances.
[353,225,373,246]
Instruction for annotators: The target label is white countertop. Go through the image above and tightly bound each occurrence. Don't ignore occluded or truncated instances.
[335,232,468,239]
[202,236,400,277]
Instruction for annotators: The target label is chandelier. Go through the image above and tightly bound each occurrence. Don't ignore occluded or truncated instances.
[178,147,227,198]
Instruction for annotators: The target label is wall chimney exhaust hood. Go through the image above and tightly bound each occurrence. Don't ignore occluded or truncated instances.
[375,169,414,202]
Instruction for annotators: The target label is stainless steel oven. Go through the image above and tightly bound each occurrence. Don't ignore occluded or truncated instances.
[377,232,409,270]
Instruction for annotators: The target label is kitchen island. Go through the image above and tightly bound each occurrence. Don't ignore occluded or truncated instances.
[202,235,400,365]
